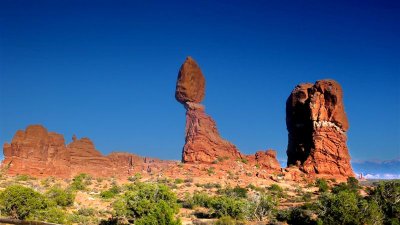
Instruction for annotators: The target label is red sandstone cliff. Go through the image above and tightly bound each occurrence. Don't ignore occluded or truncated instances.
[2,125,171,178]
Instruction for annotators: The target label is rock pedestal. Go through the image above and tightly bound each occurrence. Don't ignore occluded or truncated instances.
[176,57,242,163]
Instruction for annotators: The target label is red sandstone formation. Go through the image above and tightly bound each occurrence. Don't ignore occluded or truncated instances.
[176,57,243,163]
[2,125,171,178]
[175,56,206,104]
[286,79,354,178]
[183,102,242,163]
[252,150,281,170]
[3,125,71,177]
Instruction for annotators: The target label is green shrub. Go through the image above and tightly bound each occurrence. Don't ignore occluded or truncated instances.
[183,192,212,209]
[315,178,329,193]
[70,173,90,191]
[287,206,319,225]
[15,174,31,181]
[134,201,181,225]
[29,207,67,224]
[267,184,286,198]
[0,185,48,220]
[218,186,248,199]
[210,196,247,220]
[174,178,184,184]
[77,207,96,216]
[369,180,400,225]
[113,182,180,224]
[215,215,237,225]
[101,183,121,199]
[331,177,360,194]
[247,193,277,221]
[207,167,215,176]
[318,191,384,225]
[128,173,142,182]
[46,187,75,207]
[302,192,313,202]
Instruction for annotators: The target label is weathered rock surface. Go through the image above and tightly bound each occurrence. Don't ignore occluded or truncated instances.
[176,58,243,163]
[175,57,206,104]
[286,79,354,178]
[2,125,172,178]
[182,102,242,163]
[253,150,281,170]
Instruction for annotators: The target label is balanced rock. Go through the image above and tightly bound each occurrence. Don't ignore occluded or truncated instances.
[286,79,354,178]
[176,57,242,163]
[175,57,206,104]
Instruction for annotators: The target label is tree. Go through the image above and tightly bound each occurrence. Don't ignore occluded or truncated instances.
[0,185,48,220]
[113,182,180,224]
[247,193,277,221]
[369,181,400,225]
[45,187,75,207]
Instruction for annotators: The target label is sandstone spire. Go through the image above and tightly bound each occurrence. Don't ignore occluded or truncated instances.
[175,57,242,163]
[286,79,354,178]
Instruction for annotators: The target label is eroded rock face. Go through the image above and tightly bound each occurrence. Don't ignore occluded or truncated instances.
[246,149,281,171]
[2,125,71,177]
[176,57,242,163]
[182,102,242,163]
[286,79,354,178]
[2,125,171,178]
[175,57,206,104]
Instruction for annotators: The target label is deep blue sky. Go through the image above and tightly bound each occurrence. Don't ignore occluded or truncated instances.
[0,0,399,162]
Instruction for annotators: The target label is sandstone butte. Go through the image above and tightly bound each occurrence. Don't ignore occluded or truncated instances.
[2,125,171,178]
[286,79,354,178]
[0,57,354,181]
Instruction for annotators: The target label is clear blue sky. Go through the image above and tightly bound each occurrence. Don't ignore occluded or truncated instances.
[0,0,399,162]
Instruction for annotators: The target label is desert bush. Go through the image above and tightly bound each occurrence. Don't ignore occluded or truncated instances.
[113,182,180,224]
[29,207,67,224]
[174,178,184,184]
[267,184,286,198]
[0,185,48,220]
[46,186,75,207]
[246,184,264,193]
[207,167,215,176]
[70,173,90,191]
[315,178,329,193]
[218,186,248,198]
[246,193,277,221]
[210,196,247,220]
[215,215,238,225]
[183,192,212,209]
[15,174,31,182]
[368,180,400,225]
[318,191,384,225]
[331,177,361,194]
[77,207,96,216]
[128,173,142,182]
[101,183,121,199]
[302,192,313,202]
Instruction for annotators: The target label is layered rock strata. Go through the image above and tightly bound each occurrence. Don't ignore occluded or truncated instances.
[286,79,354,177]
[2,125,170,178]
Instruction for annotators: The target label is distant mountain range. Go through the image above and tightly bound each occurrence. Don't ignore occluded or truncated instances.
[352,158,400,179]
